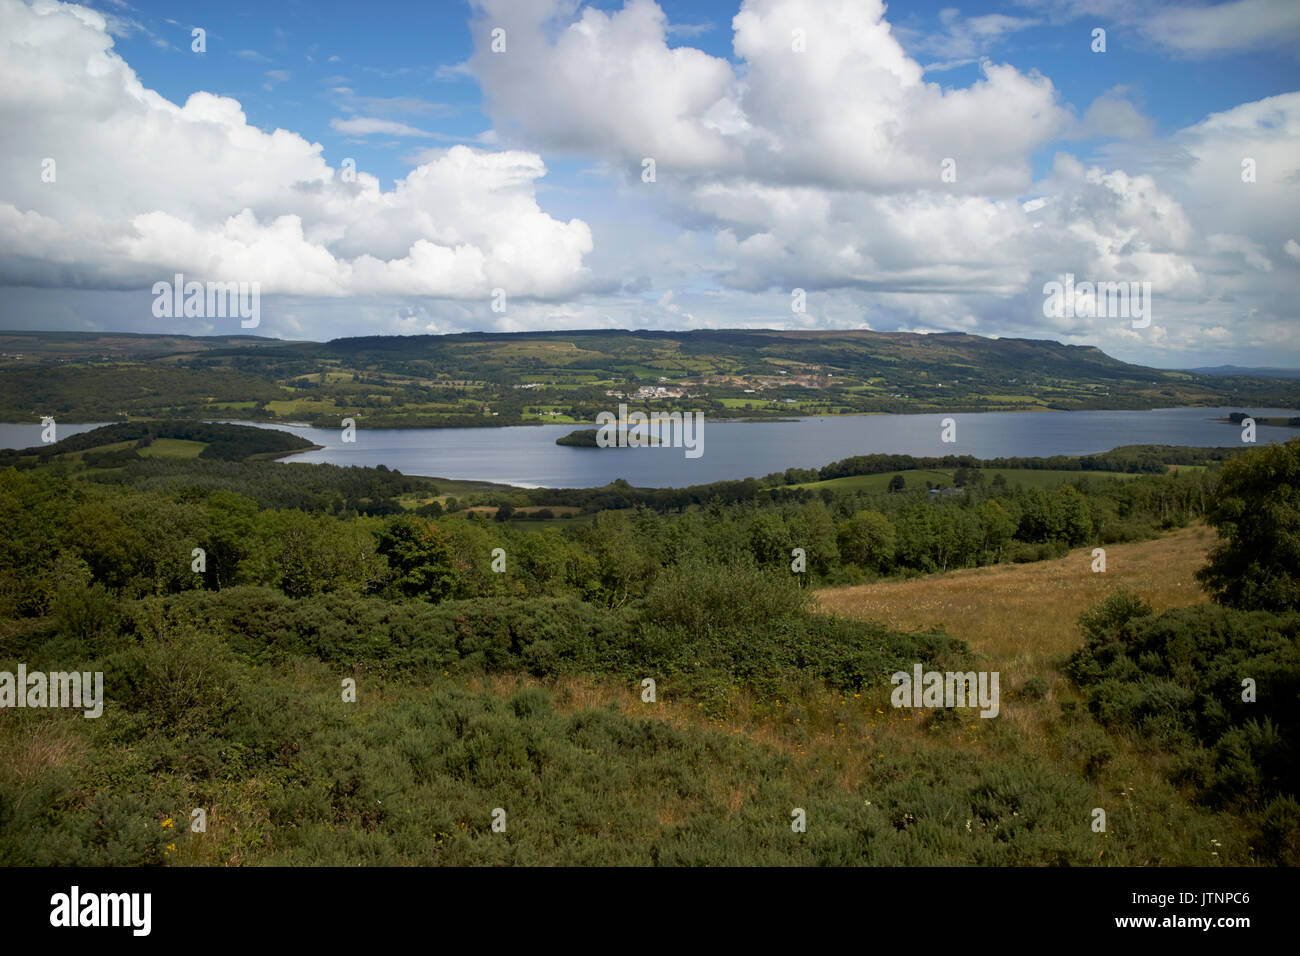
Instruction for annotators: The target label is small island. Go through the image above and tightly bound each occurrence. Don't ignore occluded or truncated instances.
[0,420,320,469]
[556,428,660,447]
[1216,412,1300,428]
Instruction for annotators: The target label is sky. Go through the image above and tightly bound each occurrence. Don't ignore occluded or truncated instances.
[1,0,1298,368]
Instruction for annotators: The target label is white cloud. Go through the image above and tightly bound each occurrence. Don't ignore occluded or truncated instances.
[469,0,740,170]
[469,0,1067,192]
[904,9,1039,68]
[1015,0,1300,57]
[263,68,291,91]
[1141,0,1300,56]
[330,116,433,137]
[1078,87,1155,139]
[0,0,593,304]
[1206,234,1273,272]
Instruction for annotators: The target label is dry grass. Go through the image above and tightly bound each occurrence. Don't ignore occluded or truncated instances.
[0,713,86,787]
[801,525,1221,805]
[815,525,1216,675]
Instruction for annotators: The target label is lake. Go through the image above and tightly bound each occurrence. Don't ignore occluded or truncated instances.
[3,407,1293,488]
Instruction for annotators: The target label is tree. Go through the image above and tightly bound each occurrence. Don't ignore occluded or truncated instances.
[894,505,937,572]
[1196,439,1300,611]
[375,514,459,602]
[515,530,567,590]
[789,500,839,574]
[1051,485,1093,546]
[931,506,981,571]
[977,499,1016,563]
[887,474,906,493]
[747,512,789,567]
[203,490,259,589]
[838,510,896,573]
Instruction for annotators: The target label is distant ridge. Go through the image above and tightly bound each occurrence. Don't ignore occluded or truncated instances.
[1186,365,1300,380]
[3,328,1299,426]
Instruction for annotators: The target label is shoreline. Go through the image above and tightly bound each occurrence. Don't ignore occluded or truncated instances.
[8,401,1300,432]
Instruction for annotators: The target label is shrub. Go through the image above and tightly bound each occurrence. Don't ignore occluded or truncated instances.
[1068,597,1300,809]
[1019,676,1049,701]
[1197,439,1300,612]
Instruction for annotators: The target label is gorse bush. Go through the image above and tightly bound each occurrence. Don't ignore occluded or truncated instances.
[0,666,1241,867]
[134,571,968,701]
[1067,597,1300,856]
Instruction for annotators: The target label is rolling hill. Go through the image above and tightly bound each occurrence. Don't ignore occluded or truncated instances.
[1,328,1296,426]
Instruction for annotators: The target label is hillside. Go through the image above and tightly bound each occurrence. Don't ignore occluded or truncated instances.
[1,329,1296,426]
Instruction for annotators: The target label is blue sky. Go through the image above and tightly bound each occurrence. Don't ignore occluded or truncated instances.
[105,0,1298,197]
[2,0,1299,368]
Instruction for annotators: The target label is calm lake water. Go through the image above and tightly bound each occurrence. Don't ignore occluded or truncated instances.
[4,407,1294,488]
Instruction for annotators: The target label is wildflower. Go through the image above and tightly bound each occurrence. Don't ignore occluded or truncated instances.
[161,818,174,829]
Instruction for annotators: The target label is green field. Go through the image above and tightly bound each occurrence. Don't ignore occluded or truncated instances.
[136,438,206,458]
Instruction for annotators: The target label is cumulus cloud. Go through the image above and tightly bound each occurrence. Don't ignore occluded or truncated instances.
[469,0,740,170]
[0,0,592,302]
[470,0,1067,192]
